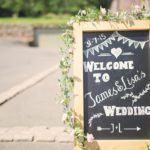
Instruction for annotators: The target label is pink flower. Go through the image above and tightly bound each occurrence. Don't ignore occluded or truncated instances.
[134,5,140,12]
[87,133,94,143]
[69,48,73,54]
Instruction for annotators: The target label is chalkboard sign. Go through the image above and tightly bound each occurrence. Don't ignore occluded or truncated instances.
[83,30,150,140]
[73,21,150,150]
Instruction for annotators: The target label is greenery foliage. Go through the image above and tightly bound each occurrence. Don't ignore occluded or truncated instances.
[59,6,149,150]
[0,0,111,17]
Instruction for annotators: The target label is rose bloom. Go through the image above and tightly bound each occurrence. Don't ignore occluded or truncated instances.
[87,133,94,143]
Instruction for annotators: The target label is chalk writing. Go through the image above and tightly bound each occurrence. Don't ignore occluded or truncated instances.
[88,113,103,127]
[85,70,146,108]
[121,83,150,105]
[83,30,150,139]
[103,106,150,116]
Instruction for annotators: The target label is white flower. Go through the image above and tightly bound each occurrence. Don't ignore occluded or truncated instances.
[67,20,75,26]
[62,113,67,122]
[81,10,86,16]
[116,12,119,17]
[99,15,103,20]
[87,133,94,143]
[61,57,65,62]
[70,115,75,125]
[100,7,107,16]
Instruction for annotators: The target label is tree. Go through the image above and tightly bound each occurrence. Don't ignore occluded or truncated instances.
[0,0,112,17]
[48,0,111,14]
[0,0,24,17]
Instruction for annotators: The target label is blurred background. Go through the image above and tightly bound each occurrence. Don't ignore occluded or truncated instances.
[0,0,149,46]
[0,0,111,17]
[0,0,149,18]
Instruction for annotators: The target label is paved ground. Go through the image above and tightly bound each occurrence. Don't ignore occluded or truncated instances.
[0,71,63,127]
[0,142,73,150]
[0,38,62,93]
[0,126,73,142]
[0,36,63,127]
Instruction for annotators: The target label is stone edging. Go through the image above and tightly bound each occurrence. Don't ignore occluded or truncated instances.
[0,126,73,143]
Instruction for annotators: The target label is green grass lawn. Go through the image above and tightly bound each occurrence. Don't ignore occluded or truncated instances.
[0,14,71,25]
[0,14,149,26]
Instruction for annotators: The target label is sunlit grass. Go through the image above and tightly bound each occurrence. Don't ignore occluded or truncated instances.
[0,14,71,25]
[0,14,149,25]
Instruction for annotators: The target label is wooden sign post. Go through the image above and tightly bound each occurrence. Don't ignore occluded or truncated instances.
[74,21,150,150]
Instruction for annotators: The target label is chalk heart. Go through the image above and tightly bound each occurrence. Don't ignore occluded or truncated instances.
[111,48,122,59]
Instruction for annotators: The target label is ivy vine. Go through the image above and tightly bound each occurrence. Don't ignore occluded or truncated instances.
[59,6,149,150]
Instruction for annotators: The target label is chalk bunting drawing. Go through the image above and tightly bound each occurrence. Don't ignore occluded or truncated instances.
[84,31,149,58]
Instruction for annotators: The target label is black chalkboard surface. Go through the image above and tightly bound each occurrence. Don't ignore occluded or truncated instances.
[83,30,150,140]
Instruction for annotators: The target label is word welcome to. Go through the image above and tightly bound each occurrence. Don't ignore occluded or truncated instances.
[84,61,134,83]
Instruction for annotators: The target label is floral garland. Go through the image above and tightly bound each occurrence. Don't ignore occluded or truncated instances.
[59,5,149,149]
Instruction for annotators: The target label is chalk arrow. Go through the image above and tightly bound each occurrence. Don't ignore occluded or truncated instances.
[124,126,141,132]
[97,126,110,131]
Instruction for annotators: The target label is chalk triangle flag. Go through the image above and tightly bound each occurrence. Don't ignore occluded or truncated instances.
[98,44,104,50]
[94,46,99,53]
[115,31,120,37]
[110,36,116,41]
[118,37,124,42]
[123,38,128,44]
[112,32,118,38]
[134,41,140,49]
[139,41,146,49]
[103,41,109,47]
[107,38,112,44]
[128,40,134,47]
[90,48,95,55]
[83,50,89,58]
